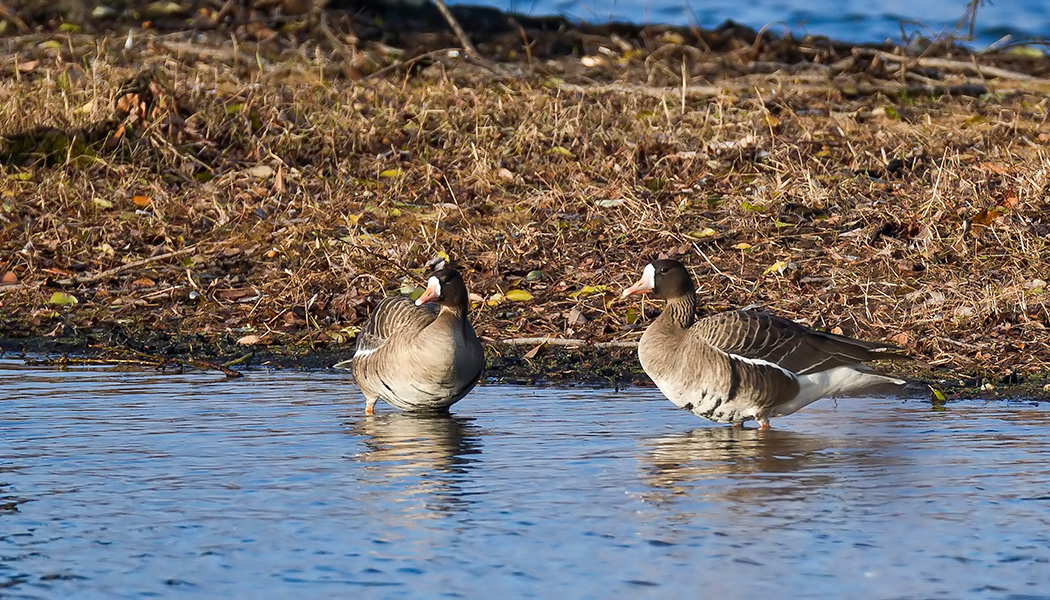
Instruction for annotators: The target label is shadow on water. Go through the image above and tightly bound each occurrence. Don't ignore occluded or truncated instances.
[343,411,483,516]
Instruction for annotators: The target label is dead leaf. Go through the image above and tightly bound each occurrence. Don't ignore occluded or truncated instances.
[979,162,1009,176]
[131,277,156,288]
[890,332,910,346]
[274,164,285,193]
[2,272,16,284]
[763,260,789,276]
[236,334,264,346]
[248,165,274,179]
[523,341,546,359]
[132,195,151,207]
[972,209,998,227]
[217,288,257,300]
[830,326,844,335]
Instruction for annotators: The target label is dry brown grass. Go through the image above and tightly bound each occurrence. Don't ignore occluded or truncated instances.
[0,20,1048,389]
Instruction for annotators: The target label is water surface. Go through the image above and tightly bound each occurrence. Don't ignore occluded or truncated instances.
[2,359,1049,598]
[452,0,1049,49]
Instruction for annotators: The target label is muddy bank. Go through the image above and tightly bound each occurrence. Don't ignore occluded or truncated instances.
[1,1,1048,398]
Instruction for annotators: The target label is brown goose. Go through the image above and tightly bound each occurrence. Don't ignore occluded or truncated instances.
[622,259,909,429]
[341,267,484,415]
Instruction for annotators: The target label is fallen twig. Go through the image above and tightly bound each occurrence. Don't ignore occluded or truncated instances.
[58,246,200,286]
[556,79,1002,99]
[84,344,244,378]
[861,49,1043,82]
[429,0,502,74]
[430,0,481,60]
[494,337,639,349]
[24,354,242,378]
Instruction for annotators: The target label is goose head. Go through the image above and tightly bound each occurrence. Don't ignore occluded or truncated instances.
[415,267,469,312]
[621,259,695,300]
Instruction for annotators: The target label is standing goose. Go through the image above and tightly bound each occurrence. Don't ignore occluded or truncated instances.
[342,267,484,415]
[622,259,909,428]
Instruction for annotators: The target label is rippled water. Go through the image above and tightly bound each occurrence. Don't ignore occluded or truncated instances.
[453,0,1049,48]
[2,358,1049,598]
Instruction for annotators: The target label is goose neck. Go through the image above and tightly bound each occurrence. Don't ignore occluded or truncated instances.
[662,295,696,329]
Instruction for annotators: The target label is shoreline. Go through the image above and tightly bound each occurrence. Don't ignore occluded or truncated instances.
[3,335,1048,401]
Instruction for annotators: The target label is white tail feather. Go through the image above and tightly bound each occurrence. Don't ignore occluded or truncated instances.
[773,366,905,417]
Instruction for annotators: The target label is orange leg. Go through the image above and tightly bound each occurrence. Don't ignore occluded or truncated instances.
[758,420,771,430]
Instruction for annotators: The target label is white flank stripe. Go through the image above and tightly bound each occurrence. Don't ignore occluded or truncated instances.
[728,353,796,378]
[353,348,378,359]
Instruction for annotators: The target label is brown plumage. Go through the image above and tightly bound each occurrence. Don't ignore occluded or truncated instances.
[341,267,484,414]
[622,259,909,428]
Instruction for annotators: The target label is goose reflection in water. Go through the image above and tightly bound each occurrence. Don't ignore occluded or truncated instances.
[345,411,482,517]
[1,481,25,515]
[639,426,841,507]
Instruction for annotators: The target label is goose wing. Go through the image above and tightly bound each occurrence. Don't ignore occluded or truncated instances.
[694,310,907,375]
[355,296,439,356]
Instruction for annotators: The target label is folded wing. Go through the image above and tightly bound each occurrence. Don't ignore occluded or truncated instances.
[695,310,908,375]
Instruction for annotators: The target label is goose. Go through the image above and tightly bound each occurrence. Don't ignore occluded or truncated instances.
[339,267,484,415]
[621,259,909,428]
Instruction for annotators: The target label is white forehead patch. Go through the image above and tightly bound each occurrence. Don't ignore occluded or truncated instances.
[415,275,442,306]
[641,263,656,288]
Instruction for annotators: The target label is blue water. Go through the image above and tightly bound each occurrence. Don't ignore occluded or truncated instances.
[453,0,1050,48]
[2,359,1050,598]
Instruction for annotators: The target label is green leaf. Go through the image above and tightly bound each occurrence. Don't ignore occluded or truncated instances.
[625,307,641,325]
[379,168,402,178]
[569,285,607,299]
[401,283,424,299]
[688,227,717,239]
[93,198,114,209]
[1006,45,1045,58]
[548,146,574,158]
[48,292,78,306]
[505,289,533,302]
